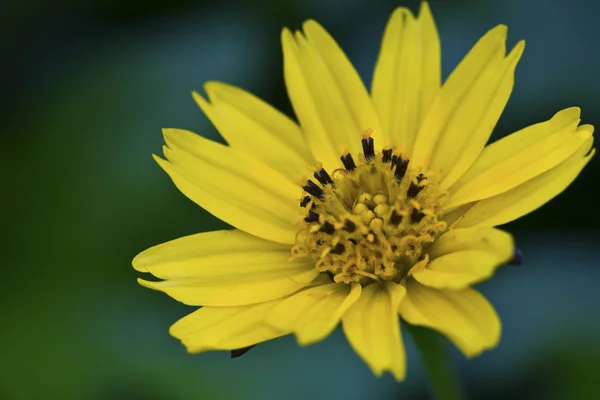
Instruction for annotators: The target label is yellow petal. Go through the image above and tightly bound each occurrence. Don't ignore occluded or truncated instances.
[342,282,406,381]
[266,283,361,346]
[134,230,318,307]
[411,25,507,170]
[427,227,514,260]
[281,22,382,171]
[452,137,595,228]
[412,227,514,289]
[155,128,300,244]
[438,40,525,189]
[170,298,289,353]
[371,2,440,151]
[446,108,593,208]
[193,82,314,181]
[400,280,501,358]
[412,252,500,290]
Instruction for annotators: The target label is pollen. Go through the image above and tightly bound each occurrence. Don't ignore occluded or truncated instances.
[291,131,448,285]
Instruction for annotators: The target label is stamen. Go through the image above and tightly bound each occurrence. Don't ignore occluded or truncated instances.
[329,243,345,254]
[304,210,319,223]
[361,129,375,161]
[300,196,311,208]
[407,174,426,198]
[390,210,402,225]
[303,180,324,199]
[343,219,357,232]
[340,153,357,172]
[314,167,334,186]
[319,222,336,235]
[394,158,409,180]
[382,149,393,163]
[410,209,425,224]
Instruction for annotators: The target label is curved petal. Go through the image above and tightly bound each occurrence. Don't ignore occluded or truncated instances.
[170,298,290,353]
[342,282,406,381]
[134,230,318,307]
[193,82,314,181]
[281,22,382,171]
[412,227,514,289]
[411,25,508,171]
[155,128,300,244]
[266,283,361,346]
[451,137,595,228]
[434,40,525,189]
[371,1,440,151]
[400,280,501,358]
[446,108,593,209]
[427,227,514,260]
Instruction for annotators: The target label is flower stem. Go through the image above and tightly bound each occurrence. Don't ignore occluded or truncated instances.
[407,325,464,400]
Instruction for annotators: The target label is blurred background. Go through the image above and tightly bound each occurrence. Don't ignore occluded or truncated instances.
[3,0,600,398]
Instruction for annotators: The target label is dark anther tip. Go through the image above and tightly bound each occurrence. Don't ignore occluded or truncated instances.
[410,209,425,224]
[390,210,402,225]
[343,219,357,233]
[329,243,345,254]
[319,222,336,235]
[382,149,393,163]
[300,196,311,208]
[303,180,324,199]
[361,137,375,160]
[304,210,319,223]
[231,345,256,358]
[314,168,334,186]
[340,154,357,172]
[511,248,522,265]
[407,182,424,198]
[394,159,409,180]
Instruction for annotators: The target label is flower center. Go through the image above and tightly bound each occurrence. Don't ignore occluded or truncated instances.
[291,130,448,285]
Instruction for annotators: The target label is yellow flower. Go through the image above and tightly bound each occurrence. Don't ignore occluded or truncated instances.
[133,2,594,381]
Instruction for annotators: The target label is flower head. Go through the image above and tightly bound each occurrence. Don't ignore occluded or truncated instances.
[133,2,594,380]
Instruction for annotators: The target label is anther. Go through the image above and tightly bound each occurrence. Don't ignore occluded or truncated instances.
[303,180,324,199]
[314,168,334,186]
[300,196,311,208]
[407,175,425,198]
[304,210,319,223]
[329,243,345,255]
[319,222,336,235]
[340,153,357,172]
[361,137,375,160]
[382,149,393,163]
[394,159,409,180]
[390,210,402,225]
[410,209,426,224]
[343,219,357,233]
[391,155,398,169]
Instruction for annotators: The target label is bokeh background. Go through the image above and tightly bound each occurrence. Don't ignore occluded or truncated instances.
[4,0,600,398]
